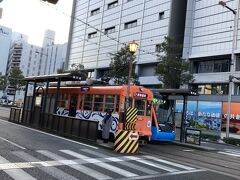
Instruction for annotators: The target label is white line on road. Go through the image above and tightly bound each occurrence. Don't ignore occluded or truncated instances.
[0,136,26,150]
[60,149,139,178]
[0,119,98,149]
[37,150,112,180]
[182,149,195,152]
[144,155,195,170]
[125,156,178,172]
[0,155,36,180]
[218,151,240,157]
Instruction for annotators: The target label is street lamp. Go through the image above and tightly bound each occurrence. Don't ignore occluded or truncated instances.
[126,41,138,108]
[219,1,239,138]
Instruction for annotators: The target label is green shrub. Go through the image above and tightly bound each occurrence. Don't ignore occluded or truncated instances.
[201,134,220,142]
[223,137,240,146]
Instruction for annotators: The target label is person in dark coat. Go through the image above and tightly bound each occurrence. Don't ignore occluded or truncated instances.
[102,109,113,143]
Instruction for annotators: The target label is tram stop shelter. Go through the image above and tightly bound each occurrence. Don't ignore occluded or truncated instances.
[151,88,198,143]
[9,72,99,142]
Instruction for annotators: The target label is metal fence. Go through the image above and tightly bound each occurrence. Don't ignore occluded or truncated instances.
[9,107,22,123]
[9,107,98,142]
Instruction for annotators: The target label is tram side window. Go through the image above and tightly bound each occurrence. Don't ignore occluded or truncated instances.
[105,95,114,111]
[116,95,120,112]
[146,101,151,116]
[45,95,51,113]
[135,99,145,116]
[70,95,78,106]
[83,94,92,110]
[49,95,55,113]
[94,95,104,111]
[79,96,83,110]
[57,94,68,108]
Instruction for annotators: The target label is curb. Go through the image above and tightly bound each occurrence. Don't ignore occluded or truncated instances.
[172,141,217,151]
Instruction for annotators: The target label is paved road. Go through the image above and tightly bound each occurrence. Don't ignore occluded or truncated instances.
[141,142,240,179]
[0,119,239,180]
[0,119,205,180]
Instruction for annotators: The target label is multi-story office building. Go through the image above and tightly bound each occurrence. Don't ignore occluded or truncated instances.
[183,0,240,96]
[39,30,67,75]
[66,0,188,86]
[6,30,67,77]
[0,25,12,76]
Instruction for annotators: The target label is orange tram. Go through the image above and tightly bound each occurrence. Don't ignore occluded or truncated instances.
[46,85,158,141]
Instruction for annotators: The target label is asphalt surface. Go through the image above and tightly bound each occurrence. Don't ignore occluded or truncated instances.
[0,106,240,179]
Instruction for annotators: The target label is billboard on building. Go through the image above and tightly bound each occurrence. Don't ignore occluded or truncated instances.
[222,102,240,134]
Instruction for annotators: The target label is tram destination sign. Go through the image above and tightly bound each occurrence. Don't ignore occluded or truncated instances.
[80,87,90,92]
[135,92,148,98]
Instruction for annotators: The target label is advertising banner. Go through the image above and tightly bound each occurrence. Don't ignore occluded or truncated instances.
[222,102,240,134]
[197,101,222,136]
[175,101,222,137]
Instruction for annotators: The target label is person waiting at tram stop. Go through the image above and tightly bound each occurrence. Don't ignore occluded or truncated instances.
[68,102,76,117]
[102,109,113,143]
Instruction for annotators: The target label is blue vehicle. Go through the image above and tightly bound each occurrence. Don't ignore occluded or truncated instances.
[151,96,176,142]
[150,89,197,142]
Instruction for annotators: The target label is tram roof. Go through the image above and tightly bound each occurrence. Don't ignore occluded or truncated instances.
[24,71,87,82]
[151,88,198,96]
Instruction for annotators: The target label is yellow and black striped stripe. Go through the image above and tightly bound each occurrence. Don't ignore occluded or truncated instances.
[114,130,139,153]
[124,122,136,130]
[126,107,137,123]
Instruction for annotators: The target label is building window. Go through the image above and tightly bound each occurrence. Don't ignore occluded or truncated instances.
[124,20,137,29]
[197,84,228,95]
[194,60,230,73]
[104,26,115,34]
[91,8,100,16]
[155,44,161,52]
[108,1,118,9]
[159,12,164,20]
[88,32,97,39]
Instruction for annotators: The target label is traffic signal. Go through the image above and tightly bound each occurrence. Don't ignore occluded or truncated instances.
[42,0,58,4]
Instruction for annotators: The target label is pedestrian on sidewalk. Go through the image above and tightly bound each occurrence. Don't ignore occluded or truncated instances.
[102,109,113,143]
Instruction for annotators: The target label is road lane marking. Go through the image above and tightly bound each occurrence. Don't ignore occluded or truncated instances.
[13,151,79,180]
[0,155,36,180]
[60,149,139,178]
[218,151,240,157]
[125,156,178,172]
[116,169,206,180]
[0,119,98,149]
[144,155,195,170]
[37,150,112,180]
[182,149,195,152]
[80,148,159,175]
[0,136,26,150]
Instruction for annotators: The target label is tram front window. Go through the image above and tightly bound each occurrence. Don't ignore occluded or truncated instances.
[154,99,174,132]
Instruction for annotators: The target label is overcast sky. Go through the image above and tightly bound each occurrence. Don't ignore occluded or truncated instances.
[0,0,73,46]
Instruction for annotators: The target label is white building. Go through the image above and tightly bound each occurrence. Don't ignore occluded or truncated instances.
[66,0,188,86]
[0,25,11,76]
[183,0,240,96]
[39,30,67,75]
